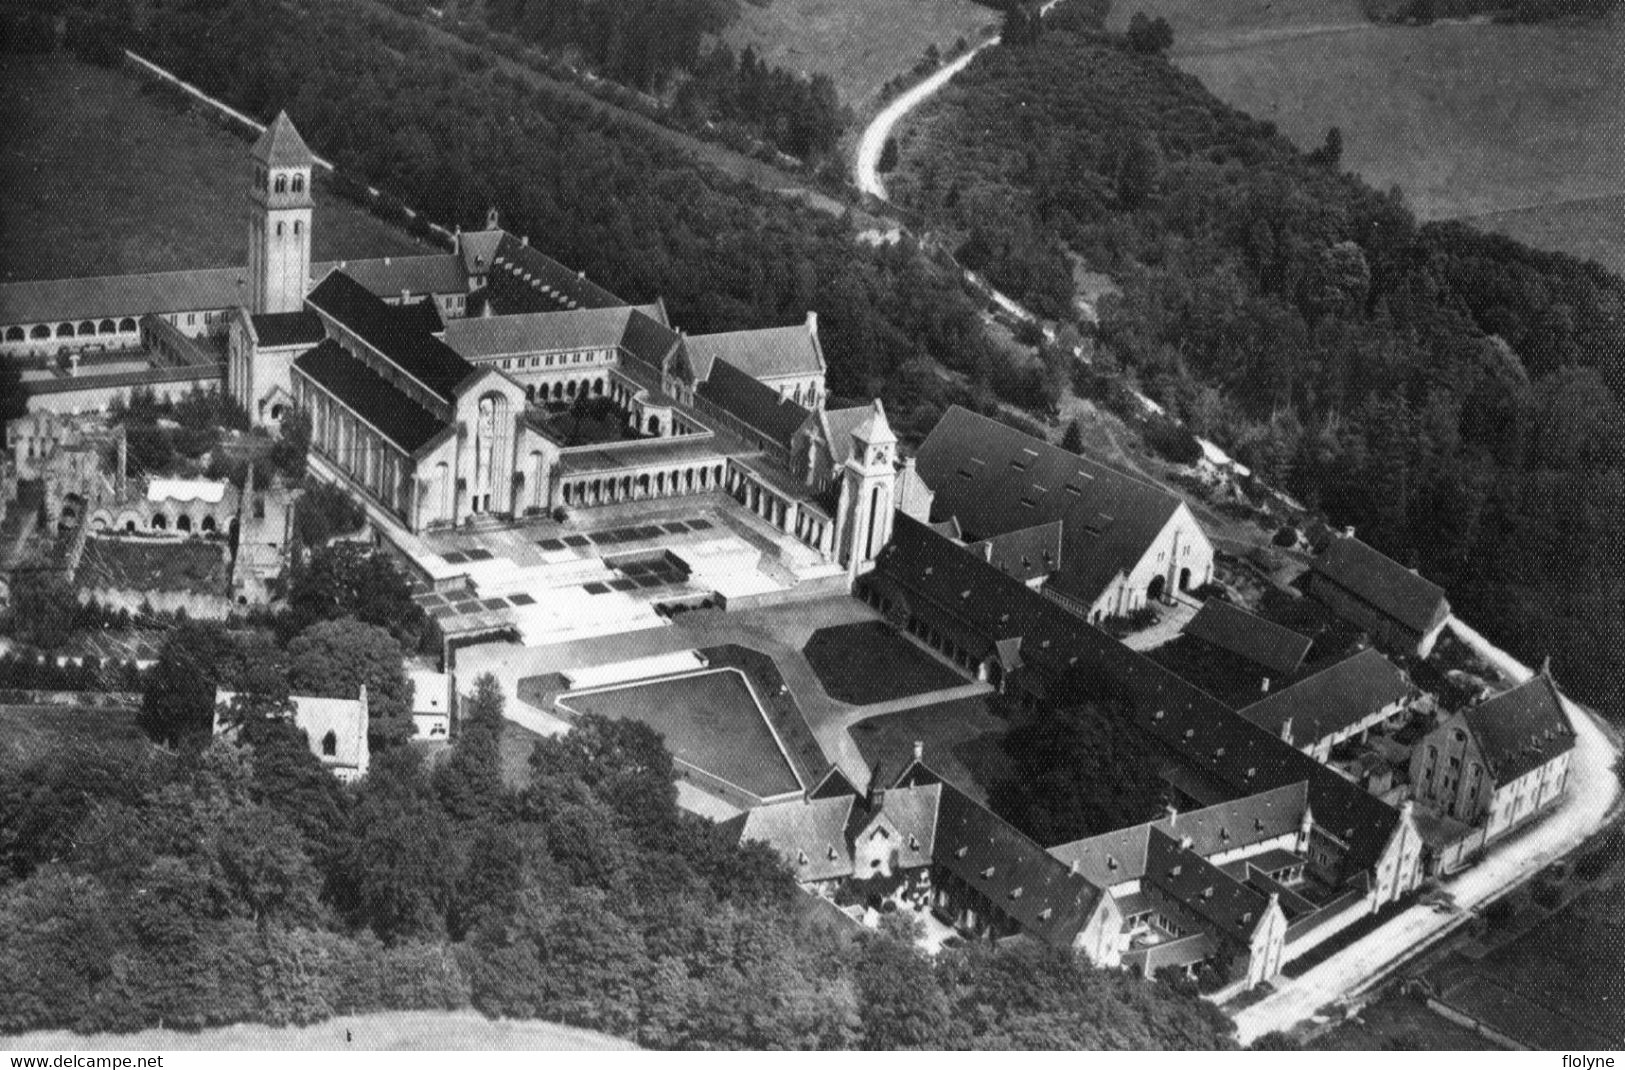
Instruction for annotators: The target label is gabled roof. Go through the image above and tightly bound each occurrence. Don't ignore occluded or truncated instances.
[969,521,1065,584]
[1461,673,1576,782]
[305,270,472,403]
[475,236,626,315]
[1184,599,1312,676]
[312,254,467,301]
[818,405,875,467]
[1239,648,1412,746]
[441,304,670,361]
[1144,828,1271,939]
[695,359,812,450]
[682,319,824,383]
[252,111,315,168]
[932,783,1109,947]
[250,310,326,349]
[0,266,247,324]
[292,339,447,453]
[1311,534,1450,635]
[458,228,506,277]
[1049,781,1309,886]
[723,795,857,883]
[915,407,1191,607]
[871,515,1405,877]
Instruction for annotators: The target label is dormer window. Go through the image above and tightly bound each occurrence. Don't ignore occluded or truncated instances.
[982,866,996,879]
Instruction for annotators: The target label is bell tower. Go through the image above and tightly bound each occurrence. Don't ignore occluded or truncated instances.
[248,111,315,314]
[835,399,898,587]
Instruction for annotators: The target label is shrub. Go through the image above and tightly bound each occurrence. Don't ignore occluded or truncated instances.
[1142,416,1202,465]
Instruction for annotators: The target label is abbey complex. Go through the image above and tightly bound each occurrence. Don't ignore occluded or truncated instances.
[0,109,1581,1002]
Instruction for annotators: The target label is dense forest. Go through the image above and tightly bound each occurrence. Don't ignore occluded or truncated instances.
[891,2,1625,712]
[472,0,847,162]
[0,635,1236,1047]
[1361,0,1619,23]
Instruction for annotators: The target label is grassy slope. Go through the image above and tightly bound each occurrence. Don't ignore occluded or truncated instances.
[0,55,426,283]
[723,0,1000,106]
[0,705,146,766]
[1107,0,1625,265]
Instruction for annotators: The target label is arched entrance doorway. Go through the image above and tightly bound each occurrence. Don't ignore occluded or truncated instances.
[1147,575,1166,602]
[1179,567,1192,592]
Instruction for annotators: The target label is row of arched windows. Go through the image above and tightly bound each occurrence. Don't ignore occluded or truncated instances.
[272,172,306,195]
[4,318,138,343]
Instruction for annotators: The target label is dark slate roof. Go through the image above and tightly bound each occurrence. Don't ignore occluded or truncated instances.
[305,270,472,403]
[696,359,811,449]
[1463,674,1576,782]
[1311,535,1450,635]
[1185,599,1312,676]
[969,521,1065,584]
[0,266,247,324]
[252,111,315,168]
[683,320,825,382]
[251,310,325,349]
[292,339,446,453]
[477,236,626,314]
[932,781,1109,947]
[915,407,1188,606]
[872,514,1405,877]
[722,795,857,883]
[1144,828,1271,939]
[1239,648,1413,746]
[1049,781,1309,885]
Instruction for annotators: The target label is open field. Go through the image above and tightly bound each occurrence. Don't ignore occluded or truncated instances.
[0,55,425,283]
[0,705,145,765]
[1107,0,1625,269]
[558,668,799,798]
[849,695,1012,804]
[724,0,1001,106]
[803,620,965,705]
[1310,993,1499,1050]
[0,1009,635,1051]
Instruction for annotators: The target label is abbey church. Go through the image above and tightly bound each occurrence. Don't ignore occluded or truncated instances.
[1,112,922,585]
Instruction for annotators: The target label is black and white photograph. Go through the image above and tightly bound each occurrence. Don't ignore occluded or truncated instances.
[0,0,1620,1054]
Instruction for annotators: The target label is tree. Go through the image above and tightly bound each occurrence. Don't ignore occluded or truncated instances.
[1126,12,1174,53]
[270,407,311,480]
[287,619,413,745]
[1307,125,1343,169]
[433,673,507,824]
[287,541,427,649]
[856,933,951,1048]
[0,356,25,438]
[3,569,77,650]
[139,620,237,746]
[1116,136,1162,210]
[1061,419,1084,454]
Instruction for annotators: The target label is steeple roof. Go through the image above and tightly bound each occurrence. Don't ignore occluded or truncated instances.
[851,398,896,446]
[252,111,315,168]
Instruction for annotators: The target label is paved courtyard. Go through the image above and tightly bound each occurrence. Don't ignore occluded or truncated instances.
[456,594,991,792]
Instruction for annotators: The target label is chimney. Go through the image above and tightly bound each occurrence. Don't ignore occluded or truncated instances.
[1164,802,1177,829]
[1261,676,1271,693]
[913,740,923,762]
[521,235,529,247]
[1344,525,1356,539]
[487,206,499,230]
[806,310,818,335]
[384,256,392,266]
[1540,655,1552,678]
[401,289,410,304]
[1280,716,1293,744]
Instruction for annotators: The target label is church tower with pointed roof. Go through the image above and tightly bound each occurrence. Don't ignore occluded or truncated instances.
[835,398,898,587]
[247,111,316,314]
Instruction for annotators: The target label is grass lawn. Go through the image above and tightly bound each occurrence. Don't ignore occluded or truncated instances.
[1311,994,1498,1050]
[78,537,229,593]
[0,705,146,766]
[848,695,1012,805]
[558,669,799,798]
[723,0,1000,107]
[0,55,425,283]
[802,621,966,706]
[1111,0,1625,267]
